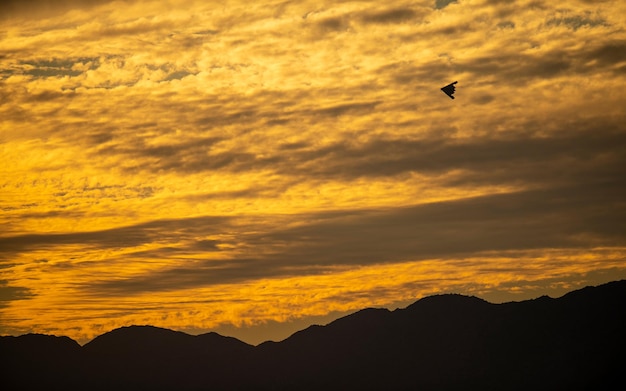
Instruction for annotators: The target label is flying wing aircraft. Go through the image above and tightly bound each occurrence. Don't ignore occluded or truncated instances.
[441,81,458,99]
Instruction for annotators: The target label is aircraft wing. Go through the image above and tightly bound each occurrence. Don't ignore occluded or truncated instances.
[441,81,458,99]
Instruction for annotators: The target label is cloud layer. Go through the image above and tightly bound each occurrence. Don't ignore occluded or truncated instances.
[1,0,625,344]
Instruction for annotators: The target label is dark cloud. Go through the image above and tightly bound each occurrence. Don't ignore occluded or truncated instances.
[359,8,423,25]
[314,101,381,117]
[90,96,383,174]
[89,103,626,197]
[615,64,626,75]
[392,25,620,84]
[81,177,626,296]
[97,136,225,173]
[1,57,99,82]
[262,184,625,261]
[181,186,285,202]
[473,93,496,104]
[457,40,626,82]
[380,40,614,88]
[378,60,453,88]
[163,70,195,81]
[307,5,428,37]
[278,141,310,151]
[311,16,352,35]
[546,15,608,30]
[0,0,114,20]
[28,89,78,103]
[194,107,261,129]
[496,21,515,29]
[435,0,458,10]
[101,125,624,294]
[88,257,285,295]
[458,51,568,81]
[282,122,625,185]
[134,137,224,160]
[0,280,35,307]
[118,239,221,261]
[585,41,626,68]
[0,216,229,256]
[24,64,82,78]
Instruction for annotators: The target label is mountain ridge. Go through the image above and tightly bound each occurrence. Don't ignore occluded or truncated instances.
[2,280,625,390]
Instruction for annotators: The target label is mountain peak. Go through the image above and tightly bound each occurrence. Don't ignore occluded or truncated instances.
[3,280,625,390]
[404,292,490,312]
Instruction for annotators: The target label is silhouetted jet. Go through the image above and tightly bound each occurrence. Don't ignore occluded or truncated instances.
[441,81,458,99]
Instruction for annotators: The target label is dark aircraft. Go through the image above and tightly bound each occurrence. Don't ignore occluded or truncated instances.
[441,81,458,99]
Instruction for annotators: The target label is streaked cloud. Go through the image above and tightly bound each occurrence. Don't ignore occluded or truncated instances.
[0,280,35,308]
[1,0,625,344]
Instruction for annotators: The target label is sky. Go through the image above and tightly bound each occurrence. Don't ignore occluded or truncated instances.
[1,0,625,345]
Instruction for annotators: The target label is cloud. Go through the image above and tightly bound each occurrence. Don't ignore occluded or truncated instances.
[435,0,457,10]
[0,0,114,19]
[7,187,593,290]
[86,111,626,192]
[546,15,608,31]
[68,179,626,296]
[457,40,626,82]
[358,7,426,25]
[0,216,229,256]
[1,0,625,343]
[0,280,35,307]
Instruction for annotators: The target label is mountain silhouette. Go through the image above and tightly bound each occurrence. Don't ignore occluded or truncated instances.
[2,280,624,390]
[82,326,253,390]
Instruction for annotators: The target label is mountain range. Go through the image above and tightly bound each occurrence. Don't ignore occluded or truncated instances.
[2,280,625,390]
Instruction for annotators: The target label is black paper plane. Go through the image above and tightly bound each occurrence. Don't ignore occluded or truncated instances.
[441,81,458,99]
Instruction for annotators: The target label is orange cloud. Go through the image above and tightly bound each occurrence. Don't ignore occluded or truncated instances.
[1,0,625,344]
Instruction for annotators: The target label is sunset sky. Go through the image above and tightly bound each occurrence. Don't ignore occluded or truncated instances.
[1,0,625,345]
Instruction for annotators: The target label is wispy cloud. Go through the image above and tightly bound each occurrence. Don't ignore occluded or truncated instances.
[1,0,625,343]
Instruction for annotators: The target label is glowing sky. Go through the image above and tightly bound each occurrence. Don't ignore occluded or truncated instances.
[1,0,625,345]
